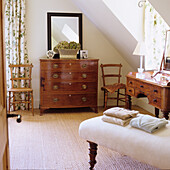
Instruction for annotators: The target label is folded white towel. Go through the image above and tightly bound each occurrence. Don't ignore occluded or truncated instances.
[103,107,138,120]
[102,115,132,126]
[130,114,168,133]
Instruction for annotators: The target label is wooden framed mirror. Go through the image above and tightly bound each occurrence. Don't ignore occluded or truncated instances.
[47,12,82,58]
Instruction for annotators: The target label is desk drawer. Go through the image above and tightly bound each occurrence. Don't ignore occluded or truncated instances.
[148,96,161,109]
[127,78,136,87]
[136,82,150,93]
[126,86,135,96]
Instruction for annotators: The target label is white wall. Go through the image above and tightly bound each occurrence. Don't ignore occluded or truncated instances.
[26,0,134,108]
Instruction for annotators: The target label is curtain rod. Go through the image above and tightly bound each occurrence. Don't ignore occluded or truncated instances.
[138,0,146,7]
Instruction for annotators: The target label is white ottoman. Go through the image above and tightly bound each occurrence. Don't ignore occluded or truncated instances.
[79,116,170,169]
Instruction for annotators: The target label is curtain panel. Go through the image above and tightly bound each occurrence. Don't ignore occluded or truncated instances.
[144,1,169,70]
[5,0,30,110]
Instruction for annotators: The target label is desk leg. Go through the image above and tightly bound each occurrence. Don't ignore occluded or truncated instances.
[163,112,169,120]
[155,108,159,118]
[126,95,131,110]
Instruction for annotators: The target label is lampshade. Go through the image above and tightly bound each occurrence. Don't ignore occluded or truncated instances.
[133,41,146,56]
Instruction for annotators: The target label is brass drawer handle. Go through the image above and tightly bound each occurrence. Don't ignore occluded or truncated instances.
[53,98,58,102]
[82,84,87,89]
[53,64,58,68]
[53,74,58,78]
[82,64,87,68]
[82,73,87,78]
[53,85,58,90]
[82,97,87,102]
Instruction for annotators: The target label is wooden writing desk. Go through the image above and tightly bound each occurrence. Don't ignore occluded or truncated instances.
[126,72,170,119]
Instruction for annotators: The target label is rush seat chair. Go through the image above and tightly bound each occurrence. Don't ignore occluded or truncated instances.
[100,64,126,109]
[8,64,34,115]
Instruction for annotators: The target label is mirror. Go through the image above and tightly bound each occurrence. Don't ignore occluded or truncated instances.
[160,29,170,71]
[47,12,82,58]
[164,30,170,70]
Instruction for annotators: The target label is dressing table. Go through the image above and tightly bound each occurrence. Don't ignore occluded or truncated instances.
[126,71,170,119]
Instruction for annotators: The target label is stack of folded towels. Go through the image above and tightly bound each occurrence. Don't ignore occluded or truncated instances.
[102,107,169,133]
[102,107,138,126]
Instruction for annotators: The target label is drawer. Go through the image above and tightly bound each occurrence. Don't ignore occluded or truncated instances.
[40,60,98,72]
[43,82,97,92]
[127,78,136,87]
[150,86,162,98]
[43,71,97,82]
[136,82,151,93]
[148,96,161,109]
[126,86,135,96]
[42,93,97,107]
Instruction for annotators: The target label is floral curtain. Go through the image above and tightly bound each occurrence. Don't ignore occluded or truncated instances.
[144,1,169,70]
[5,0,29,110]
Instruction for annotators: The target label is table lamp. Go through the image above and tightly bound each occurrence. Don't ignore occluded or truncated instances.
[133,41,146,73]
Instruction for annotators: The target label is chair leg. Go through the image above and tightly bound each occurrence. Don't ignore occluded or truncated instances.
[117,89,120,106]
[13,92,15,111]
[9,91,11,113]
[31,92,34,116]
[104,92,108,110]
[103,91,105,107]
[28,92,30,110]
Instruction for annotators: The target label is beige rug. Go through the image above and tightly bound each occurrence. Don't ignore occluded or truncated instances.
[8,107,158,170]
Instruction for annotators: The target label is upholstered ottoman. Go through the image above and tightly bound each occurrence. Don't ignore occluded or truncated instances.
[79,116,170,169]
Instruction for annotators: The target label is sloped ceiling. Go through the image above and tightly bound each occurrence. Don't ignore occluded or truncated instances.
[70,0,170,70]
[149,0,170,26]
[70,0,142,70]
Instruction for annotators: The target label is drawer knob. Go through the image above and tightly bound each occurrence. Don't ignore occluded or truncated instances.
[53,85,58,90]
[154,89,158,93]
[129,89,132,92]
[82,73,87,78]
[82,64,87,68]
[53,98,58,102]
[129,81,132,84]
[69,83,72,85]
[82,84,87,89]
[53,74,58,78]
[140,85,144,88]
[69,72,72,75]
[82,97,87,102]
[69,94,72,97]
[153,99,157,103]
[69,63,72,66]
[53,64,58,68]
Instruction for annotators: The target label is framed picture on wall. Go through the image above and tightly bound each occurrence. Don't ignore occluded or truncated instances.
[80,50,88,59]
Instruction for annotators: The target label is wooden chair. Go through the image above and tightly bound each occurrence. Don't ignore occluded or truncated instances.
[100,64,126,109]
[8,64,34,115]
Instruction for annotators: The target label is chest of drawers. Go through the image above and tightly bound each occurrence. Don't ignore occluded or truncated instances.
[40,59,99,115]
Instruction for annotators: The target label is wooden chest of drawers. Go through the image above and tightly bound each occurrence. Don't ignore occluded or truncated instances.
[40,59,99,115]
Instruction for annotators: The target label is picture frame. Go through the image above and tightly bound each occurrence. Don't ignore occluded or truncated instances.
[80,50,88,59]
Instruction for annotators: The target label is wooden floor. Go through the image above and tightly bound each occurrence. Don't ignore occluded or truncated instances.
[8,106,158,170]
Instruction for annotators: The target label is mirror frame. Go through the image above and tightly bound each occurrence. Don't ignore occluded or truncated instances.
[47,12,83,57]
[160,29,170,71]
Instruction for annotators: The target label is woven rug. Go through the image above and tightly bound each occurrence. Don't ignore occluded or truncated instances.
[8,107,158,170]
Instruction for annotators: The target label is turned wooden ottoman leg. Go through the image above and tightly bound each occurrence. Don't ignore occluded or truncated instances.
[87,141,98,170]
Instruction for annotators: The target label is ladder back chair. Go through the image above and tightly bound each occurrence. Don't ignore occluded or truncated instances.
[100,64,126,109]
[8,64,34,115]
